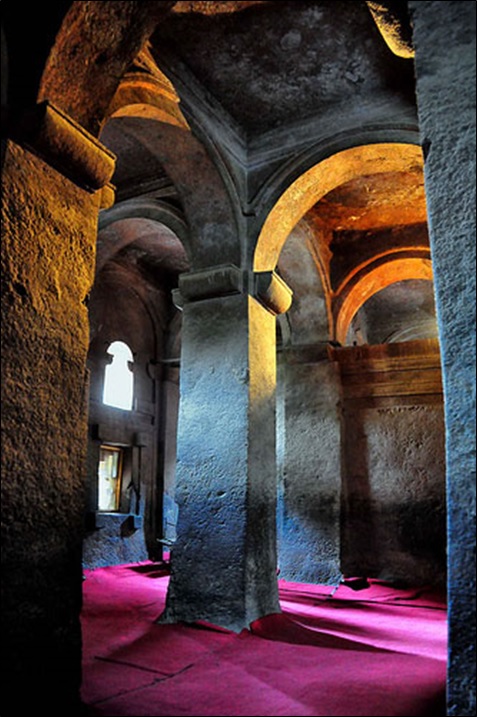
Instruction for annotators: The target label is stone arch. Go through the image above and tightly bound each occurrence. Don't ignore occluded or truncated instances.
[253,142,424,272]
[335,256,434,345]
[35,3,240,269]
[101,115,240,269]
[97,198,190,275]
[105,45,190,131]
[38,1,177,137]
[99,197,188,240]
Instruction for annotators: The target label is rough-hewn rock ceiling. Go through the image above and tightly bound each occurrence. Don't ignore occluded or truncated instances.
[152,0,415,136]
[312,169,427,232]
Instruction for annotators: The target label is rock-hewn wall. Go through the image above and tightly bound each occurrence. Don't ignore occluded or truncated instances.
[409,2,476,714]
[335,340,446,586]
[342,403,446,585]
[277,357,342,584]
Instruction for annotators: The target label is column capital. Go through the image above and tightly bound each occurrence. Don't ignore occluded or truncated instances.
[178,264,243,305]
[13,101,116,199]
[174,265,292,316]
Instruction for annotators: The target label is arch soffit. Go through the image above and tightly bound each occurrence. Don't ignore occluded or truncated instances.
[335,257,434,345]
[105,45,190,132]
[96,204,189,276]
[253,141,424,272]
[99,197,189,244]
[90,260,165,346]
[104,116,240,269]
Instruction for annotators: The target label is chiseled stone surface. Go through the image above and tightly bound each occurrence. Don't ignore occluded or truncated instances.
[82,514,148,569]
[1,141,99,714]
[410,2,476,714]
[155,0,415,137]
[39,1,177,137]
[160,292,280,631]
[342,403,446,585]
[277,360,342,585]
[173,1,267,14]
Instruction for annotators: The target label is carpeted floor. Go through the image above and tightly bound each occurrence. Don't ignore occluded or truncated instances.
[81,563,447,717]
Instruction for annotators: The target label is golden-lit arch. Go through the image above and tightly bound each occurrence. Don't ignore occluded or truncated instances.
[106,67,189,130]
[253,143,425,272]
[335,257,434,345]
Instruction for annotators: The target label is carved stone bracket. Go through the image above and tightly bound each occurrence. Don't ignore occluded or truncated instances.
[252,270,293,316]
[15,100,116,197]
[174,264,244,309]
[173,264,293,316]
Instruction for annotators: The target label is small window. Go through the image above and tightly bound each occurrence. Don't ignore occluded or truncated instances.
[103,341,134,410]
[98,445,123,512]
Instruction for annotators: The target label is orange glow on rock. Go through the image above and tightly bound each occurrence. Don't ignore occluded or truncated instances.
[254,143,425,272]
[335,257,434,345]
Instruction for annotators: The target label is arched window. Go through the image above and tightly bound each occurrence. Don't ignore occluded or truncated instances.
[103,341,134,410]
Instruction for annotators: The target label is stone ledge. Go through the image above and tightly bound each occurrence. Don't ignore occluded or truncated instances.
[174,265,293,316]
[14,101,116,193]
[178,264,244,303]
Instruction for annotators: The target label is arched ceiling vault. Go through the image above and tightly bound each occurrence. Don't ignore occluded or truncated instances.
[20,0,427,346]
[254,143,426,272]
[259,142,434,344]
[39,1,176,137]
[96,215,189,281]
[100,116,239,269]
[335,256,434,345]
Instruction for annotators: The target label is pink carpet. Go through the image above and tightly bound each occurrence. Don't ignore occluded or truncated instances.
[81,563,447,716]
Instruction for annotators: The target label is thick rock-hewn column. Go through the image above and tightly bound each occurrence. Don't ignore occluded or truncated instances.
[1,102,114,715]
[409,3,476,715]
[160,265,292,631]
[277,347,342,585]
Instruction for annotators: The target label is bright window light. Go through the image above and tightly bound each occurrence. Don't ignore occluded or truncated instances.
[98,445,123,512]
[103,341,134,410]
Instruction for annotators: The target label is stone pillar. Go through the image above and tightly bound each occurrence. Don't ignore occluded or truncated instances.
[160,265,292,631]
[1,102,114,715]
[408,3,476,715]
[277,347,342,585]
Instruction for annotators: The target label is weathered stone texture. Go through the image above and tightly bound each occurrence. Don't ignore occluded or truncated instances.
[173,1,267,14]
[410,2,476,714]
[1,141,99,713]
[277,360,342,584]
[342,403,446,585]
[160,292,280,630]
[82,514,148,569]
[155,0,416,137]
[39,1,176,136]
